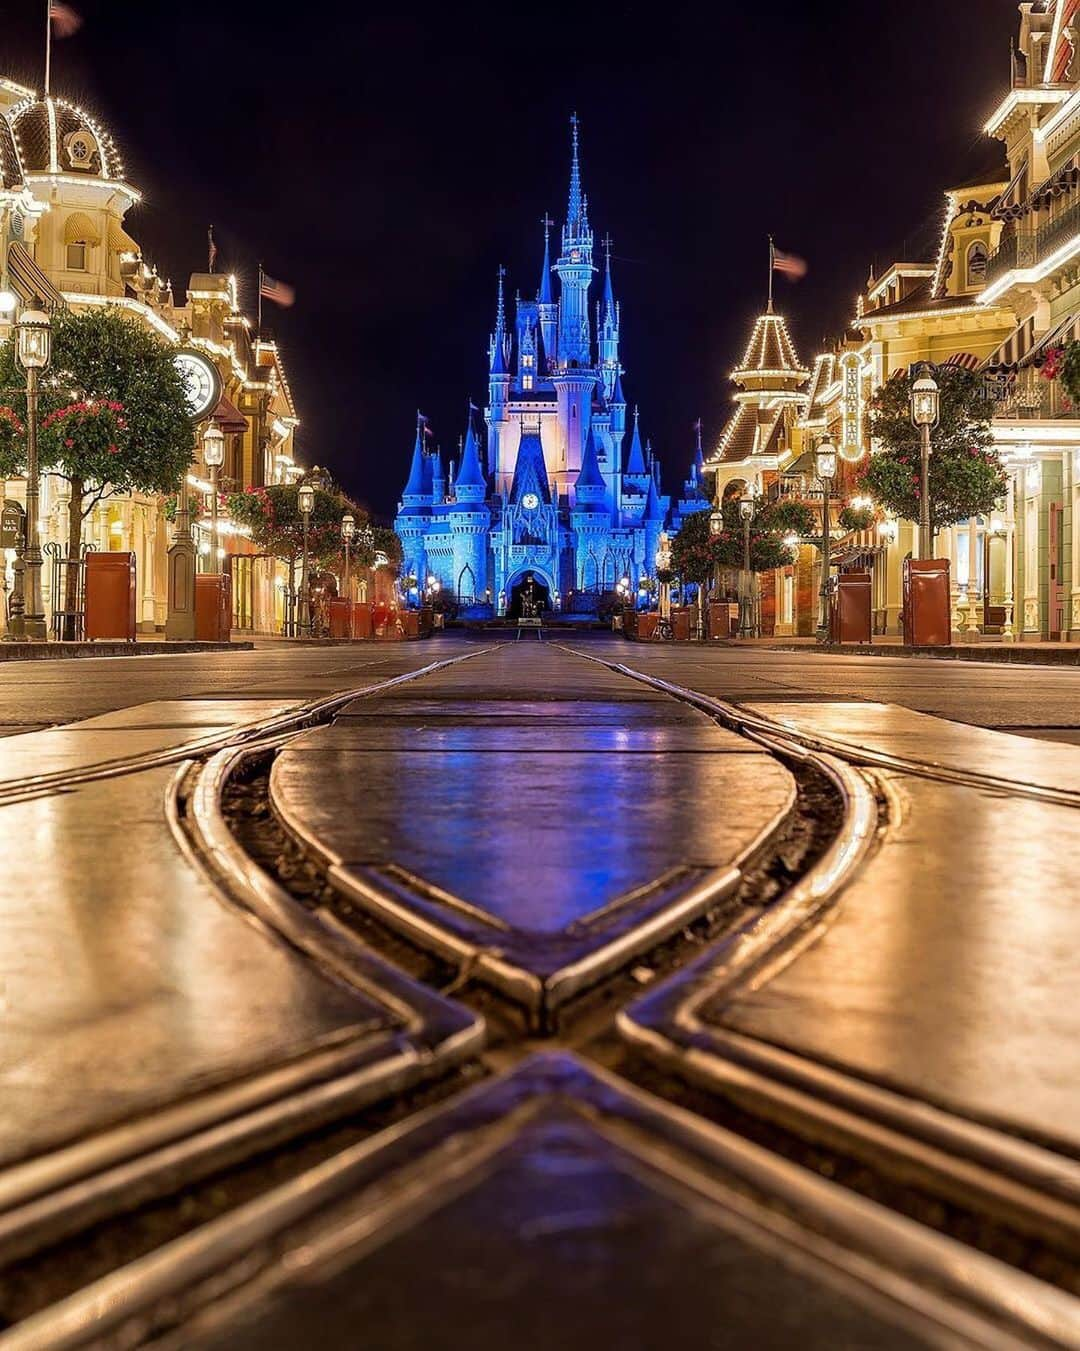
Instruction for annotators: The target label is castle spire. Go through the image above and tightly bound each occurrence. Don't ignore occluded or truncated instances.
[567,111,584,237]
[602,233,615,317]
[456,413,487,499]
[625,406,646,476]
[489,265,509,375]
[403,418,427,499]
[539,215,554,306]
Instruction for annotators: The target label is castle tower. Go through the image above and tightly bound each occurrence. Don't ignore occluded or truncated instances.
[486,266,513,484]
[395,419,435,586]
[449,416,490,603]
[597,234,620,402]
[537,215,557,366]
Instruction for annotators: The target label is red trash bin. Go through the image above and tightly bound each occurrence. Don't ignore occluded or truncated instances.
[85,551,136,641]
[195,573,232,642]
[328,598,352,639]
[831,572,872,644]
[903,558,951,647]
[352,602,373,639]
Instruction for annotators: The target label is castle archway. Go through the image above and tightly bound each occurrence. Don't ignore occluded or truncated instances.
[505,568,554,619]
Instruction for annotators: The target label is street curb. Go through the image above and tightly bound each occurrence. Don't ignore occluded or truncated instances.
[758,642,1080,666]
[0,640,253,661]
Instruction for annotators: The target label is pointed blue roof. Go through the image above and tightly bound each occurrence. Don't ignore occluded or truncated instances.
[567,114,583,233]
[625,408,646,475]
[577,427,605,490]
[644,474,664,521]
[490,267,509,375]
[456,420,486,492]
[510,430,552,505]
[538,218,554,306]
[603,237,615,317]
[403,427,426,497]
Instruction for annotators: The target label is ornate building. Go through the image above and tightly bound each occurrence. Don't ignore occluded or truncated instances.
[396,120,707,613]
[0,75,303,634]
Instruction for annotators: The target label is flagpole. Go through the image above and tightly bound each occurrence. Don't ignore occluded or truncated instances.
[257,262,263,336]
[44,0,52,94]
[767,236,774,313]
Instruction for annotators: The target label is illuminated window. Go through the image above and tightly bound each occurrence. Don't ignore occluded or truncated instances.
[522,375,533,390]
[66,241,87,270]
[523,354,534,368]
[966,241,988,287]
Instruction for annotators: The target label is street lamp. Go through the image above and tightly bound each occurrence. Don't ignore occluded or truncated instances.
[911,364,940,559]
[815,439,838,641]
[298,481,315,636]
[737,495,755,638]
[341,512,355,601]
[10,303,52,641]
[202,423,225,574]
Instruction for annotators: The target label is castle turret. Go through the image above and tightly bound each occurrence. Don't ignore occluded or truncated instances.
[449,417,490,604]
[555,114,595,368]
[537,215,557,366]
[598,234,620,401]
[486,266,513,484]
[395,419,435,588]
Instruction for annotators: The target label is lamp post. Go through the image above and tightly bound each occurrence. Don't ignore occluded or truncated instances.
[10,304,52,640]
[298,481,314,636]
[815,439,838,641]
[911,364,940,559]
[738,495,755,638]
[656,531,672,624]
[202,424,225,574]
[341,512,355,601]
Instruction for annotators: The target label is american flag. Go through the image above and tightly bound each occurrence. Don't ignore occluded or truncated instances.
[772,243,808,281]
[259,272,295,308]
[49,2,82,37]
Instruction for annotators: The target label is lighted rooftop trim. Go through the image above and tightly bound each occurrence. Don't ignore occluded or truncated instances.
[62,292,179,342]
[867,264,935,303]
[1034,85,1080,143]
[24,172,141,203]
[984,86,1070,136]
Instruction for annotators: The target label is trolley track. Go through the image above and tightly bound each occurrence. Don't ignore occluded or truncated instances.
[2,640,1079,1347]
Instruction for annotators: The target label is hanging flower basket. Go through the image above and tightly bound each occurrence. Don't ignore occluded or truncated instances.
[838,503,876,534]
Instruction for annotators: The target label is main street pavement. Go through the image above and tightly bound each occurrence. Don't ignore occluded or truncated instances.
[2,633,1079,1348]
[6,632,1080,736]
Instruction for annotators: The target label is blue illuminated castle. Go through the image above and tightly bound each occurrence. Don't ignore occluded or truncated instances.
[396,117,708,614]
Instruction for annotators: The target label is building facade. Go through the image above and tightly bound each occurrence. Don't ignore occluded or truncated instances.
[0,76,304,636]
[396,121,707,614]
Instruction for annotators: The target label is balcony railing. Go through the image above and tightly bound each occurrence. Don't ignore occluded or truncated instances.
[983,371,1080,420]
[985,198,1080,289]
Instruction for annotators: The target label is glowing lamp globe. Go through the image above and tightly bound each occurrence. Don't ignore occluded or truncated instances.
[709,509,724,536]
[815,441,838,482]
[911,366,940,428]
[202,424,225,469]
[738,496,754,523]
[298,483,315,516]
[16,306,51,370]
[341,512,356,541]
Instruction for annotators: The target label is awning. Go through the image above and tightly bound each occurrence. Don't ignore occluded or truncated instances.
[212,393,248,434]
[945,352,981,371]
[983,313,1079,373]
[107,217,140,255]
[981,315,1037,371]
[993,156,1028,220]
[64,211,100,245]
[6,241,64,309]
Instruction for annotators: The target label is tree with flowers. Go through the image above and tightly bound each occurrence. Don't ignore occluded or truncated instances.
[0,307,194,618]
[860,366,1007,533]
[671,497,816,584]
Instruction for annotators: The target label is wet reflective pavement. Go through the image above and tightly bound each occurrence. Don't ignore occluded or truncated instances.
[4,634,1080,1347]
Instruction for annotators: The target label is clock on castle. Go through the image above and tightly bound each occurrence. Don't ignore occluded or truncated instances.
[395,118,710,617]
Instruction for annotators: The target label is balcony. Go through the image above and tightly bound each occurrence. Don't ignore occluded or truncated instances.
[985,197,1080,289]
[983,370,1080,420]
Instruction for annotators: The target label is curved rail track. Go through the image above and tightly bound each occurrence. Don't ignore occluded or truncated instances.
[1,639,1078,1349]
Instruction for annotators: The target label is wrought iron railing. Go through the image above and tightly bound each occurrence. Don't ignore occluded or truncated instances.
[985,199,1080,289]
[983,371,1080,420]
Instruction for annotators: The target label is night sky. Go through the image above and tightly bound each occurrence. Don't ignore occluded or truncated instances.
[6,0,1022,518]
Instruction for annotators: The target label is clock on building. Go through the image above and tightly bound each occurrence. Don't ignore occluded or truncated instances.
[521,492,540,510]
[174,348,222,422]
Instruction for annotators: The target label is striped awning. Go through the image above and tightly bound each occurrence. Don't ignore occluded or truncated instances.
[945,352,981,371]
[64,211,100,245]
[6,241,64,309]
[993,156,1029,221]
[107,217,139,255]
[983,313,1078,372]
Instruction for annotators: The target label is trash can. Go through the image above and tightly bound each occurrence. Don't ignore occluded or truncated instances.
[671,607,692,641]
[903,558,951,647]
[830,571,872,644]
[195,572,232,643]
[352,602,373,639]
[328,598,352,639]
[85,551,136,641]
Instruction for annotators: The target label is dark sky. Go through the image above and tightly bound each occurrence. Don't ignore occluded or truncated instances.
[7,0,1022,518]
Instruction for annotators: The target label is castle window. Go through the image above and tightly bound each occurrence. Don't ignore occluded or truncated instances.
[523,354,534,368]
[66,241,87,270]
[522,375,533,390]
[966,241,988,287]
